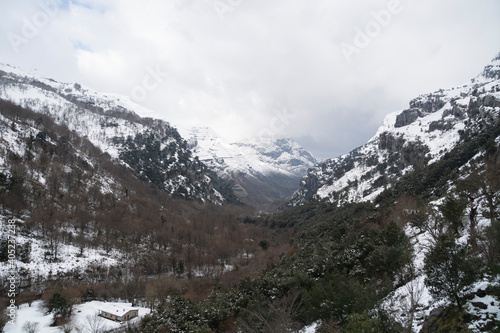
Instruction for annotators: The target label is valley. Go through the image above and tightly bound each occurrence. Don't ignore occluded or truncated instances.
[1,53,500,332]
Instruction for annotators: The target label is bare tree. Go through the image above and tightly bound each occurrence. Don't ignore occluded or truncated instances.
[84,314,106,333]
[400,276,426,333]
[22,321,40,333]
[239,291,303,333]
[59,322,76,333]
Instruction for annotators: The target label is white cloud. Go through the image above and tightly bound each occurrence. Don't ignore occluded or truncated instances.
[0,0,499,159]
[76,49,127,88]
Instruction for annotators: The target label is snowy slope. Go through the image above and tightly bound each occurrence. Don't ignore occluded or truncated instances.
[0,64,159,120]
[0,63,234,203]
[291,53,500,206]
[186,127,317,207]
[290,54,500,332]
[381,196,500,333]
[187,127,316,178]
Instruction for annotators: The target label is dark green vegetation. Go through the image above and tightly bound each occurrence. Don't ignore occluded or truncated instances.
[116,130,238,204]
[424,235,481,310]
[134,110,500,331]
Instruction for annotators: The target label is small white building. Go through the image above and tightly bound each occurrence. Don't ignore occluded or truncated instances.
[98,303,139,322]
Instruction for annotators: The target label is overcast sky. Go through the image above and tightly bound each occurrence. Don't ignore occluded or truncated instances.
[1,0,499,159]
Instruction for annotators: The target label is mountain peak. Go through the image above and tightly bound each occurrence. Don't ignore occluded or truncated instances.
[480,52,500,80]
[186,128,317,208]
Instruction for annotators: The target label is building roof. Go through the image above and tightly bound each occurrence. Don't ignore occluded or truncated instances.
[98,303,138,315]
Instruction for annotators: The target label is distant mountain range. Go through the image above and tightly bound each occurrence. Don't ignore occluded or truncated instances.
[185,127,317,208]
[2,52,499,211]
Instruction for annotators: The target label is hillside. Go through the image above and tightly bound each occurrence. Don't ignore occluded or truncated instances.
[135,54,500,332]
[0,97,262,286]
[291,54,500,207]
[0,64,237,204]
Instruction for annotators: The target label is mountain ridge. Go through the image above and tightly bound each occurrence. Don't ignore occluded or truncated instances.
[0,63,319,207]
[0,63,238,204]
[290,53,500,207]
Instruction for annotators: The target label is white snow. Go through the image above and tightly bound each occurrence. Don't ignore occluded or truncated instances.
[0,219,122,282]
[3,300,150,333]
[372,101,465,164]
[300,322,320,333]
[186,127,317,179]
[466,278,500,332]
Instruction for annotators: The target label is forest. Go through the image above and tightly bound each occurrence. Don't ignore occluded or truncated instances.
[1,96,500,332]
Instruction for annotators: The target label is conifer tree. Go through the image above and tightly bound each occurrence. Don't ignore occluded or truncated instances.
[424,235,481,309]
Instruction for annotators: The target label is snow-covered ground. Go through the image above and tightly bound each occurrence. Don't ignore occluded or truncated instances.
[0,217,122,282]
[466,279,500,332]
[382,199,500,333]
[300,322,319,333]
[3,300,150,333]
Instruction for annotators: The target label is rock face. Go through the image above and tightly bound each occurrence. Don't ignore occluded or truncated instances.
[418,307,474,333]
[395,108,423,128]
[482,53,500,79]
[291,53,500,207]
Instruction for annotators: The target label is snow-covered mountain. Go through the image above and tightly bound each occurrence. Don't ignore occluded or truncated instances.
[0,63,237,204]
[291,53,500,207]
[185,127,317,207]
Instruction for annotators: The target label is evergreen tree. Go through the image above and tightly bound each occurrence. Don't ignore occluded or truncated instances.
[47,292,72,319]
[439,195,467,235]
[424,236,481,309]
[342,311,382,333]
